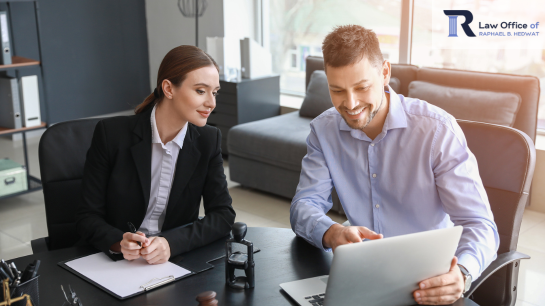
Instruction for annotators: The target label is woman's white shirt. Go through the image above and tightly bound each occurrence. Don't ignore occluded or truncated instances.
[138,105,188,236]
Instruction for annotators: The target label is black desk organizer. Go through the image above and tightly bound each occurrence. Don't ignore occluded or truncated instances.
[58,236,259,300]
[1,275,39,306]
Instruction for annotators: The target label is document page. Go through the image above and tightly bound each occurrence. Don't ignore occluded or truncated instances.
[65,252,191,298]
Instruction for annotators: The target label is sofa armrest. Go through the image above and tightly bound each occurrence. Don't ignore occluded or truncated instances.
[466,251,530,297]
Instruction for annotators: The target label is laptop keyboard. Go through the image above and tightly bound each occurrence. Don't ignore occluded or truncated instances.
[305,293,325,305]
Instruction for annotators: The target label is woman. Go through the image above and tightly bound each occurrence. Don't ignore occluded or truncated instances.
[76,45,235,264]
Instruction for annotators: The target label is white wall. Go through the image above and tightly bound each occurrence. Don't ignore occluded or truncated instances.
[223,0,256,41]
[145,0,225,89]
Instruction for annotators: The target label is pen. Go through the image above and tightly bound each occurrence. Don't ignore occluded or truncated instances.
[9,262,19,279]
[1,259,14,280]
[127,222,142,247]
[30,260,40,279]
[9,262,20,288]
[0,267,12,283]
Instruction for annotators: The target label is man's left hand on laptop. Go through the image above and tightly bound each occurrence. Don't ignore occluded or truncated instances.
[413,256,464,305]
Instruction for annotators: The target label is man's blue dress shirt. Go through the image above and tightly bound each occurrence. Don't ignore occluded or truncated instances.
[290,87,499,280]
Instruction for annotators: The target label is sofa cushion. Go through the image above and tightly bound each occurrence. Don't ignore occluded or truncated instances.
[389,77,401,93]
[228,112,312,171]
[408,81,521,127]
[416,67,539,140]
[300,70,403,119]
[300,71,333,118]
[391,64,418,96]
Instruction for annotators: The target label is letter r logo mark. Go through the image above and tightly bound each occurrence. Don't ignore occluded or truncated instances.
[444,10,476,37]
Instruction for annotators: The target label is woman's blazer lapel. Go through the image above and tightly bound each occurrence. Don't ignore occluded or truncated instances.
[130,108,153,209]
[129,109,202,223]
[163,124,201,225]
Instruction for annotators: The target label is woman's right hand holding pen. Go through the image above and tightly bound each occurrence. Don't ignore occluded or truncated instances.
[120,232,149,260]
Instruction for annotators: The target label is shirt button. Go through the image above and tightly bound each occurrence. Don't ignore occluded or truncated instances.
[375,204,380,208]
[371,143,375,147]
[372,173,377,178]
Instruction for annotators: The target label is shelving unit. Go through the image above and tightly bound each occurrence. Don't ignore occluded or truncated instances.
[0,0,47,200]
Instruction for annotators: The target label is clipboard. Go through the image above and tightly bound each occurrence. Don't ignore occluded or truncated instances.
[58,236,260,300]
[58,253,195,300]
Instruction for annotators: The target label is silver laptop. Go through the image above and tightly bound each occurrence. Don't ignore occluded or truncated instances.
[280,226,463,306]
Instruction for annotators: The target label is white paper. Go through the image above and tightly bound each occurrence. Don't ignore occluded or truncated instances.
[65,252,191,298]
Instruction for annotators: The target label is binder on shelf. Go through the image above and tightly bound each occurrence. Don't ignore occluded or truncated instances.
[0,11,12,65]
[20,75,41,127]
[0,76,22,129]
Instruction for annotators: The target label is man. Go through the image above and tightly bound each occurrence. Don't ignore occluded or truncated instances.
[290,25,499,305]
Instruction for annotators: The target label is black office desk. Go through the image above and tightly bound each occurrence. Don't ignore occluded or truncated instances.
[11,227,478,305]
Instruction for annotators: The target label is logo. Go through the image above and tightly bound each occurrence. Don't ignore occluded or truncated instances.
[444,10,476,37]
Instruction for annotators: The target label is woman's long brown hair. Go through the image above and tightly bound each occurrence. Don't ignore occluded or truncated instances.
[135,45,219,114]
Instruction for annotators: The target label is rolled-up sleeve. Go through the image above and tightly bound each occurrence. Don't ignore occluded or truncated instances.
[290,124,337,251]
[432,118,500,280]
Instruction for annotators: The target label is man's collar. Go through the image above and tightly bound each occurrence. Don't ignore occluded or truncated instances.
[384,86,408,130]
[150,105,188,149]
[339,85,407,132]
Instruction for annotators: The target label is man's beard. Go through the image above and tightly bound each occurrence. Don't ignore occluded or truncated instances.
[342,92,384,130]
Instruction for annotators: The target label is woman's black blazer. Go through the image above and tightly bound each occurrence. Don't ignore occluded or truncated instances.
[76,106,236,259]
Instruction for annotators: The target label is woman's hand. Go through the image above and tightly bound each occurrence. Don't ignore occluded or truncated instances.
[140,237,171,264]
[120,232,149,261]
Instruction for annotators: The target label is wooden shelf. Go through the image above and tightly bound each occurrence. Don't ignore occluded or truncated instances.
[0,56,40,71]
[0,122,46,136]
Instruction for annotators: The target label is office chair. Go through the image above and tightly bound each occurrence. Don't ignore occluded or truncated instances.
[457,120,535,306]
[31,118,103,252]
[342,120,536,306]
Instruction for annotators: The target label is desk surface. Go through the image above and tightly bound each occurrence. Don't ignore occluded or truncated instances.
[12,227,478,305]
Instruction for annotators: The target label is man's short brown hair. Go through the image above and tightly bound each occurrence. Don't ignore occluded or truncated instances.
[322,25,384,70]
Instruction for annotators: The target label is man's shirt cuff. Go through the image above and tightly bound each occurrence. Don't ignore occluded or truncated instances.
[312,217,337,252]
[457,253,481,281]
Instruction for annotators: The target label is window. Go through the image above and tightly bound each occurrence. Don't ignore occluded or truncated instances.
[412,0,545,129]
[269,0,403,95]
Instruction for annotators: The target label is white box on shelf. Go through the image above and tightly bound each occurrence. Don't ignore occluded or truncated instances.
[206,36,241,79]
[0,158,27,197]
[20,75,41,127]
[240,37,272,79]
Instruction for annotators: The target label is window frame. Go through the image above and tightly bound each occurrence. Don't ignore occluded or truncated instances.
[264,0,544,135]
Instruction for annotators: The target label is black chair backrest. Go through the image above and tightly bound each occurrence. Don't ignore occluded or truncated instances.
[458,120,535,306]
[38,118,102,250]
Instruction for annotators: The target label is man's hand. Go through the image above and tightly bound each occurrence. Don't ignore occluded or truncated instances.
[413,256,464,305]
[322,224,383,252]
[140,236,171,264]
[119,231,148,261]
